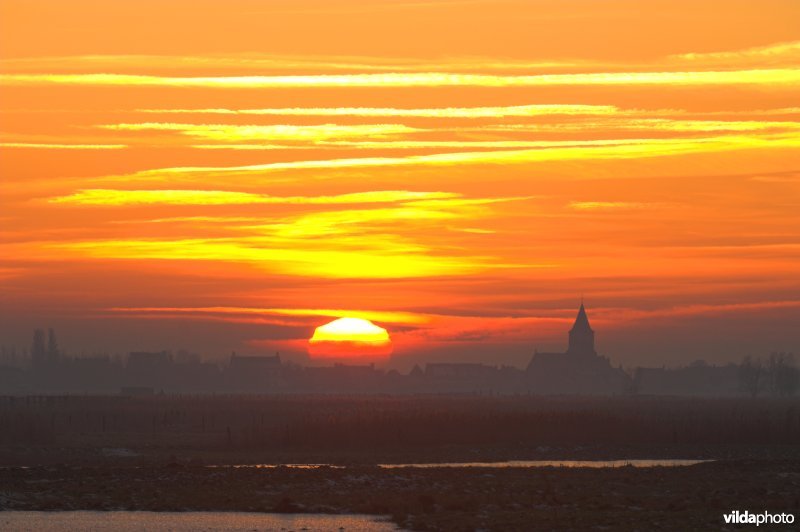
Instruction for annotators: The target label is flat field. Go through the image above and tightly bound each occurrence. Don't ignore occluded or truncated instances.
[1,395,798,530]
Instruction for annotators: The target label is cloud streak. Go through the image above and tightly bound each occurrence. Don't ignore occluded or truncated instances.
[137,104,623,118]
[43,190,528,279]
[4,69,799,88]
[50,189,458,206]
[1,142,127,149]
[107,306,430,325]
[106,133,800,181]
[53,237,491,278]
[101,122,417,142]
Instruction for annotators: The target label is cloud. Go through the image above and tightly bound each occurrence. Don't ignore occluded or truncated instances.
[107,306,429,325]
[50,189,459,206]
[242,205,480,239]
[137,104,622,118]
[475,119,800,133]
[0,53,585,73]
[100,122,416,142]
[104,133,800,182]
[52,237,490,278]
[0,142,127,149]
[135,106,800,122]
[44,190,529,278]
[4,69,799,88]
[603,300,800,323]
[670,41,800,68]
[182,125,800,152]
[568,201,650,211]
[187,140,674,151]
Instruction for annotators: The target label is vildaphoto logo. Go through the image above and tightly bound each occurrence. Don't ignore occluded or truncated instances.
[723,510,795,526]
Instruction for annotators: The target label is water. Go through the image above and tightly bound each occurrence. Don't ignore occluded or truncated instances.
[211,459,709,469]
[0,511,400,531]
[207,464,345,470]
[378,459,709,468]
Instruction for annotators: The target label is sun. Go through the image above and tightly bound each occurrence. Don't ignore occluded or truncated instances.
[308,317,393,360]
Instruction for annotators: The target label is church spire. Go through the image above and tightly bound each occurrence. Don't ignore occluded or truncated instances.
[571,302,593,333]
[567,301,596,355]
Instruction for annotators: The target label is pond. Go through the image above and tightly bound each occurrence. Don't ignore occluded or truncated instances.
[210,459,709,469]
[0,511,401,531]
[377,459,709,468]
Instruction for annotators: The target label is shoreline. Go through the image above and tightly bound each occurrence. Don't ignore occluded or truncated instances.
[2,458,799,530]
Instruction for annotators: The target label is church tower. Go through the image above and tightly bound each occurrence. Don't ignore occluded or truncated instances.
[567,302,596,356]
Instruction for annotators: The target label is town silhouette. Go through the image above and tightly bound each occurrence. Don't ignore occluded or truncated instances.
[2,303,796,397]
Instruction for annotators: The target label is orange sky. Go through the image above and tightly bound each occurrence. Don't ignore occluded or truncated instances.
[1,0,799,368]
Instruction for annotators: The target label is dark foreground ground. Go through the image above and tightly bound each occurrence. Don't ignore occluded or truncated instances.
[1,395,799,530]
[1,459,799,530]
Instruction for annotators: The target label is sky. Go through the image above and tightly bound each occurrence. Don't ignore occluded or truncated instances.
[1,0,799,369]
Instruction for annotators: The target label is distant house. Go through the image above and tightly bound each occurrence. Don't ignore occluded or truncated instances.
[120,386,154,396]
[302,361,377,380]
[301,362,383,393]
[634,362,740,396]
[417,362,522,394]
[126,351,172,388]
[229,353,282,372]
[225,353,284,391]
[0,365,27,393]
[331,362,377,377]
[526,303,630,394]
[128,351,171,367]
[69,355,119,393]
[425,363,498,379]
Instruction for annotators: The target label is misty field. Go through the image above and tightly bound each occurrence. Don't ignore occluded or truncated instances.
[2,395,799,530]
[1,395,799,464]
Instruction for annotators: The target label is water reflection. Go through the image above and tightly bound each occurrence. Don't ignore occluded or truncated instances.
[377,459,709,469]
[0,511,400,531]
[209,459,710,469]
[207,464,345,469]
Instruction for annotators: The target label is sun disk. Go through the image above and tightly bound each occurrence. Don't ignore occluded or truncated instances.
[309,317,393,360]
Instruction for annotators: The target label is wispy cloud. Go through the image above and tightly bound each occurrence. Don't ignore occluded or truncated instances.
[104,133,800,181]
[606,300,800,323]
[476,119,800,133]
[53,237,490,278]
[568,201,650,211]
[107,306,430,325]
[50,189,457,206]
[4,69,799,88]
[100,122,416,142]
[136,104,622,118]
[23,116,796,155]
[0,142,127,149]
[670,41,800,67]
[46,191,528,279]
[0,53,586,73]
[243,206,477,239]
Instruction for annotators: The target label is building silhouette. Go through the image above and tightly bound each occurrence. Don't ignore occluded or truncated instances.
[31,329,47,370]
[526,302,630,394]
[126,351,172,390]
[226,352,284,391]
[567,302,595,356]
[4,315,787,396]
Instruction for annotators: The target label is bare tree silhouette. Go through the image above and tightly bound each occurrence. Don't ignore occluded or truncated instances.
[739,355,763,398]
